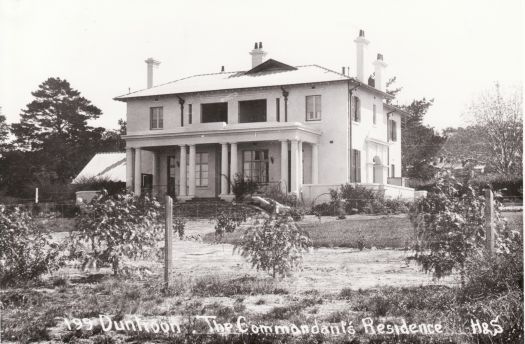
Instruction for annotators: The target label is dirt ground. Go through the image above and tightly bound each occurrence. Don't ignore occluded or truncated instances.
[53,216,444,292]
[171,217,445,292]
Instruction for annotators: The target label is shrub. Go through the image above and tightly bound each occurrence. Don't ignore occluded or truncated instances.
[74,176,126,196]
[68,191,163,275]
[0,205,64,286]
[470,173,523,197]
[310,202,337,216]
[214,208,249,240]
[230,173,258,200]
[235,214,312,278]
[259,184,298,207]
[409,174,494,281]
[173,216,186,239]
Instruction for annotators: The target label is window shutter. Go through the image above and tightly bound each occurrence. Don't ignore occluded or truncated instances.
[350,149,355,182]
[356,150,361,182]
[393,121,397,141]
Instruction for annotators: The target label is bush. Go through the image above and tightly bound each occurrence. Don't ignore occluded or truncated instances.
[470,174,523,197]
[230,173,258,200]
[173,217,186,239]
[74,176,126,196]
[235,214,312,278]
[310,202,337,216]
[259,184,298,207]
[214,208,249,240]
[68,191,163,275]
[409,174,493,280]
[0,205,64,286]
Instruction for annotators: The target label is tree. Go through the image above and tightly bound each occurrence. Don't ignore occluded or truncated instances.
[10,78,107,183]
[235,214,312,278]
[465,84,522,176]
[0,110,9,150]
[69,191,163,275]
[386,78,446,180]
[410,174,487,282]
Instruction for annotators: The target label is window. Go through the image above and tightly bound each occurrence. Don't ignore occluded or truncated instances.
[239,99,267,123]
[305,95,322,121]
[350,149,361,182]
[373,104,377,125]
[242,150,269,183]
[391,164,395,178]
[188,104,192,124]
[141,174,153,189]
[167,156,176,196]
[186,152,209,187]
[276,98,280,122]
[352,96,361,122]
[201,102,228,123]
[150,107,163,129]
[388,119,397,141]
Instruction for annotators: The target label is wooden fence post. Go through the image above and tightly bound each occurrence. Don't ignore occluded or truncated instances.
[164,195,173,289]
[485,189,495,255]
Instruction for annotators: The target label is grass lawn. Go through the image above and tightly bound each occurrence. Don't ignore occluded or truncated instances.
[204,215,415,249]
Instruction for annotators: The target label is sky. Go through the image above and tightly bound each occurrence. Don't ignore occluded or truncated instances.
[0,0,523,131]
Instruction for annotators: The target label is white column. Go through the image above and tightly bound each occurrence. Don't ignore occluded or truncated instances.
[229,142,238,195]
[151,151,158,196]
[134,148,142,196]
[290,140,298,193]
[311,143,319,184]
[221,143,229,195]
[298,141,303,188]
[179,145,187,197]
[280,140,288,192]
[126,148,133,191]
[188,144,196,197]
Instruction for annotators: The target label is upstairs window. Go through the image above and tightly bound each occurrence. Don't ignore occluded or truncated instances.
[388,119,397,141]
[239,99,267,123]
[373,104,377,125]
[352,96,361,122]
[305,95,322,121]
[150,107,163,129]
[201,102,228,123]
[188,104,193,124]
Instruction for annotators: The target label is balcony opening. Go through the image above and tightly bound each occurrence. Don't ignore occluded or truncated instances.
[201,102,228,123]
[239,99,267,123]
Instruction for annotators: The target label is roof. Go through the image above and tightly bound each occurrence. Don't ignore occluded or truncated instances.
[72,152,126,183]
[115,60,392,101]
[384,103,411,117]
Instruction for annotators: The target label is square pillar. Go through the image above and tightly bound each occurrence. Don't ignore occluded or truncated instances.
[179,145,187,197]
[290,140,298,193]
[220,143,229,196]
[229,142,238,195]
[188,144,196,197]
[134,148,142,196]
[311,143,319,184]
[126,148,134,192]
[298,141,303,187]
[152,151,158,196]
[280,140,288,193]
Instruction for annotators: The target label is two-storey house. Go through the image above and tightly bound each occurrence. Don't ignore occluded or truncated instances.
[115,30,415,202]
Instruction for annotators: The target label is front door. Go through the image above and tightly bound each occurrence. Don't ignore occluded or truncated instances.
[167,156,176,196]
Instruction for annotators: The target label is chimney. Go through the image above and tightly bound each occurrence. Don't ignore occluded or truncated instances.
[372,53,387,91]
[145,58,161,88]
[249,42,267,68]
[353,30,369,82]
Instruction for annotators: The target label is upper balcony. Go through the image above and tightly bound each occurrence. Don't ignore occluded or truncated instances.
[123,121,321,149]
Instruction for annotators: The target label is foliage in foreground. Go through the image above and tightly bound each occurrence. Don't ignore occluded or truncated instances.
[235,214,312,278]
[68,191,163,275]
[0,205,64,286]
